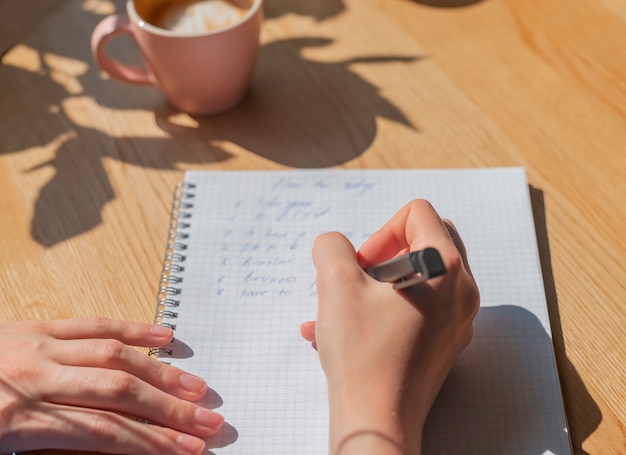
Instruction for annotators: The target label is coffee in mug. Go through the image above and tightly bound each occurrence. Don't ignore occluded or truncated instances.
[91,0,263,115]
[140,0,250,34]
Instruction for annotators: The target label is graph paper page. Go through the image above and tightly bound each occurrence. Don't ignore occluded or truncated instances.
[156,168,572,455]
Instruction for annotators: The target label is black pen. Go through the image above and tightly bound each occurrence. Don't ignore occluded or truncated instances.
[366,247,446,290]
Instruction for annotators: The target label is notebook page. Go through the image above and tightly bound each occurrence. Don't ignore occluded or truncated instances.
[157,168,572,455]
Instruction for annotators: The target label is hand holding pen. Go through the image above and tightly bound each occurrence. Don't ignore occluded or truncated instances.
[300,199,480,455]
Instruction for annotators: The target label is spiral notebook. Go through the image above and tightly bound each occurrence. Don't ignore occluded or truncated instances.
[151,168,573,455]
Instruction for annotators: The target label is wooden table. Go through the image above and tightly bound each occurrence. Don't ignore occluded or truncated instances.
[1,0,624,453]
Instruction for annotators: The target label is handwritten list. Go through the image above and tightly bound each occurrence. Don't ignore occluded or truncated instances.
[193,173,382,305]
[156,169,573,455]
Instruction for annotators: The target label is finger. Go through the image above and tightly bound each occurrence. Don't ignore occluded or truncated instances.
[50,338,207,401]
[7,403,207,455]
[442,219,473,276]
[357,199,457,268]
[32,318,174,347]
[300,321,316,343]
[45,366,224,438]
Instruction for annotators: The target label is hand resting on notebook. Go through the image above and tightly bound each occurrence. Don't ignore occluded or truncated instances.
[0,318,223,455]
[300,199,480,455]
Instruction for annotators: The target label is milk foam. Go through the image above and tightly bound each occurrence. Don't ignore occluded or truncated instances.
[158,0,248,33]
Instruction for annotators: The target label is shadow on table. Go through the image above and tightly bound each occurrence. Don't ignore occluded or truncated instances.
[528,187,601,455]
[534,187,599,454]
[154,36,420,168]
[0,0,420,247]
[264,0,346,21]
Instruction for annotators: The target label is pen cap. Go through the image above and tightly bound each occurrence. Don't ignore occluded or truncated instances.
[418,247,446,279]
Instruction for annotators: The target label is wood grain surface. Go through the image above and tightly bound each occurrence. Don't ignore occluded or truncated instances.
[1,0,624,453]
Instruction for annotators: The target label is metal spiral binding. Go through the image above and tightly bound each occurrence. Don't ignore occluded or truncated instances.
[148,181,195,359]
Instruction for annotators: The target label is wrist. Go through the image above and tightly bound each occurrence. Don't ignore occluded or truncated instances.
[336,430,406,455]
[327,381,424,455]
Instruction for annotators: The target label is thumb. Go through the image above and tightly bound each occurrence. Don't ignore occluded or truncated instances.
[312,232,360,277]
[312,232,367,300]
[301,233,358,348]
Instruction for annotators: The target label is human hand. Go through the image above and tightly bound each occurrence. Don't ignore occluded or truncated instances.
[0,317,223,455]
[300,199,480,455]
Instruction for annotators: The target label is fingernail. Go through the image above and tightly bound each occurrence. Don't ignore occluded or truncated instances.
[176,433,205,454]
[195,407,224,431]
[149,325,173,338]
[180,373,207,393]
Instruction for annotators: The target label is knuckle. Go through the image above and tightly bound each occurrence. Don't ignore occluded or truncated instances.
[19,337,46,353]
[150,427,187,454]
[153,362,179,388]
[101,370,136,399]
[87,413,121,445]
[90,316,116,332]
[441,248,464,276]
[153,395,196,428]
[172,401,199,429]
[99,339,127,362]
[85,413,178,454]
[1,362,39,383]
[6,336,48,364]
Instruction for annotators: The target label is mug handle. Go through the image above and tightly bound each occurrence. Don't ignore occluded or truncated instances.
[90,14,155,85]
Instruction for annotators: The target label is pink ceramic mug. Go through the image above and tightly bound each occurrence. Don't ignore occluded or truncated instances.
[91,0,263,115]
